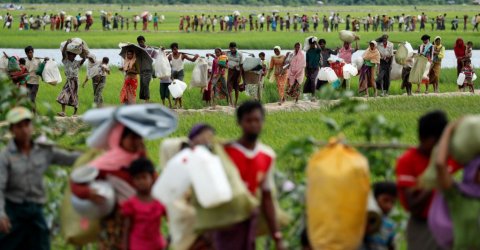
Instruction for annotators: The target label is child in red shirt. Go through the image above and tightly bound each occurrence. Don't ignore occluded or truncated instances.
[461,59,475,93]
[121,157,167,250]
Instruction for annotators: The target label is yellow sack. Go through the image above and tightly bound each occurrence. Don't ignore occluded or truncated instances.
[60,149,103,246]
[306,140,370,250]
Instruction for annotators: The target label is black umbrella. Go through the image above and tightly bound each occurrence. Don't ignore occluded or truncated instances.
[119,43,153,71]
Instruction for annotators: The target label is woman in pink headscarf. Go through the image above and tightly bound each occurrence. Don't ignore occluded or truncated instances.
[286,42,306,103]
[71,123,146,250]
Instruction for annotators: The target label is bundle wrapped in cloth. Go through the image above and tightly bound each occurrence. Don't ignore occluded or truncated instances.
[190,58,209,88]
[60,38,91,58]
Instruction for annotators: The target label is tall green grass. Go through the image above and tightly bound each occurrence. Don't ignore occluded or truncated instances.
[2,4,480,49]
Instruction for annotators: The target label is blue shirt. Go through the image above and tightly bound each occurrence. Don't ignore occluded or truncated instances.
[359,216,396,250]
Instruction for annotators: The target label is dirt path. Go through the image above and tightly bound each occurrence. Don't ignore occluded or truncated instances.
[178,90,480,114]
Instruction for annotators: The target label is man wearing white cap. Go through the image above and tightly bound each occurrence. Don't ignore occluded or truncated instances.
[0,107,80,250]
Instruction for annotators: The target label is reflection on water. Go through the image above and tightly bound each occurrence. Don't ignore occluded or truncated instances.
[1,48,478,69]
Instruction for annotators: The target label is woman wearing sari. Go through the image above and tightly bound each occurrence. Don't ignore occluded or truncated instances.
[359,41,380,97]
[71,123,145,250]
[454,38,466,77]
[429,36,445,93]
[267,46,288,105]
[286,42,306,103]
[120,49,139,104]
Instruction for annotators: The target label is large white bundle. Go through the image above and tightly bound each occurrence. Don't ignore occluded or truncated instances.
[404,42,414,57]
[339,30,358,43]
[304,36,317,51]
[42,60,62,85]
[168,80,188,98]
[0,56,8,73]
[86,11,93,16]
[190,58,209,88]
[457,73,466,86]
[422,61,431,82]
[60,38,90,57]
[154,51,172,78]
[134,16,141,22]
[224,16,229,22]
[390,60,403,81]
[187,146,233,208]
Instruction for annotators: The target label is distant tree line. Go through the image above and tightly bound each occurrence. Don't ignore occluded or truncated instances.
[2,0,475,5]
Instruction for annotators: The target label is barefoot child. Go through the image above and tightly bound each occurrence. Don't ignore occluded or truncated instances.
[121,157,167,250]
[461,59,475,93]
[82,55,110,107]
[168,42,199,109]
[56,39,86,117]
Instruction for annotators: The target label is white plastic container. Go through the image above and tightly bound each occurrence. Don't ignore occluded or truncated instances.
[457,73,466,86]
[154,51,172,78]
[187,146,233,208]
[42,60,63,86]
[152,148,193,205]
[168,80,187,98]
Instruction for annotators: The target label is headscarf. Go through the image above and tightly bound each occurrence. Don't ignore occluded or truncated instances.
[273,46,282,57]
[454,38,466,58]
[289,44,306,84]
[88,123,143,171]
[362,41,381,64]
[123,51,137,71]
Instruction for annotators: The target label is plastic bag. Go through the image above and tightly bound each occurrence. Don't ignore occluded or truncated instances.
[307,139,370,250]
[395,43,408,65]
[193,143,258,232]
[473,73,478,81]
[317,67,338,83]
[457,73,466,86]
[342,63,358,80]
[60,150,103,246]
[7,57,20,72]
[168,79,188,98]
[428,193,453,249]
[42,60,62,85]
[36,61,46,76]
[404,42,414,57]
[390,60,403,81]
[154,51,172,78]
[190,58,209,88]
[409,55,428,84]
[187,146,233,208]
[242,57,262,72]
[339,30,358,43]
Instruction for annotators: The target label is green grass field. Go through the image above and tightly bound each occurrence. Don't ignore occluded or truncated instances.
[1,4,480,49]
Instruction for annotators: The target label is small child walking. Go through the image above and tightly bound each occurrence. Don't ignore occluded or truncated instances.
[82,55,110,107]
[57,39,86,117]
[461,59,475,93]
[121,157,167,250]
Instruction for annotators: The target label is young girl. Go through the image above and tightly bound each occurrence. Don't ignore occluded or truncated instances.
[121,157,167,250]
[168,42,199,109]
[461,59,475,93]
[57,39,86,117]
[120,50,139,104]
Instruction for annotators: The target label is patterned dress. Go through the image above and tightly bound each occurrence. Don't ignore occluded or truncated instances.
[57,59,81,108]
[269,55,288,100]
